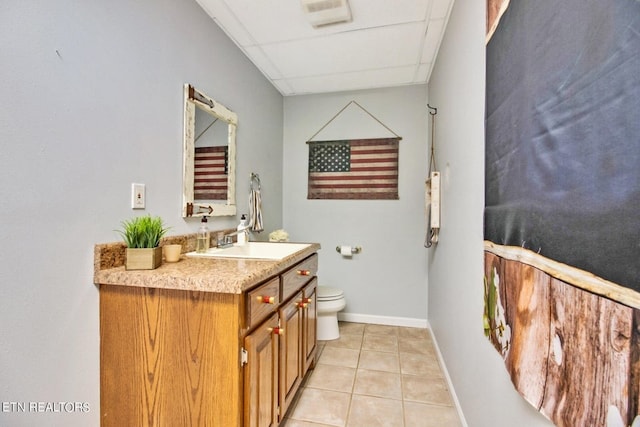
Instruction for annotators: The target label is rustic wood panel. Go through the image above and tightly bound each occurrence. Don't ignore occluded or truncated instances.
[100,285,242,427]
[485,241,640,309]
[484,251,504,356]
[503,258,551,410]
[485,251,639,426]
[541,277,632,426]
[629,310,640,420]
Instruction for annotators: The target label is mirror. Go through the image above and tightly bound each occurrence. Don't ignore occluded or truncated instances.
[182,84,237,217]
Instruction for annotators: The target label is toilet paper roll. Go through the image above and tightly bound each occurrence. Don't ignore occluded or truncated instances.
[340,245,353,257]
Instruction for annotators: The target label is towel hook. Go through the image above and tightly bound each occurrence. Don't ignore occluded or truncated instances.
[427,104,438,116]
[250,173,261,191]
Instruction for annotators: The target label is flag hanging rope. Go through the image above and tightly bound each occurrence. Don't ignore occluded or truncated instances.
[306,100,402,143]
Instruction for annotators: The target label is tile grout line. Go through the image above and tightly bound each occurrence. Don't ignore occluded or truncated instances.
[289,323,460,426]
[397,331,407,427]
[342,338,360,427]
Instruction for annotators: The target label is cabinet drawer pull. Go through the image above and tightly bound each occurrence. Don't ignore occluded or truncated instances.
[297,270,311,276]
[269,327,284,336]
[302,297,312,304]
[257,295,275,304]
[298,301,308,309]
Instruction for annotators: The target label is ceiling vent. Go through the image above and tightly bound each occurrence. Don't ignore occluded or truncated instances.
[300,0,352,28]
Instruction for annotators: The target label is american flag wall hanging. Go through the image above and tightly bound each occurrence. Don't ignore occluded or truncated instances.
[307,137,400,200]
[194,145,228,200]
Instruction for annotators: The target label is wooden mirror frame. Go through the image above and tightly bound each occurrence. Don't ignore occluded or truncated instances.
[182,84,237,217]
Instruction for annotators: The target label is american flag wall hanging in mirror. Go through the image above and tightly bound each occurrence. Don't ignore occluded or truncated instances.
[307,137,400,200]
[194,145,228,200]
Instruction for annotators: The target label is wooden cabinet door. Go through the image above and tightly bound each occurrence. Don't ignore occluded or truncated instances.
[100,286,243,427]
[278,292,303,420]
[302,278,318,375]
[244,313,279,427]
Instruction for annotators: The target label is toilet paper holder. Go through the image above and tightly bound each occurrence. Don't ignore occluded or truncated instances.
[335,245,362,254]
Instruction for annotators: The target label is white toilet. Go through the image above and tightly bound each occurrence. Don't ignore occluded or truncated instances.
[316,286,346,341]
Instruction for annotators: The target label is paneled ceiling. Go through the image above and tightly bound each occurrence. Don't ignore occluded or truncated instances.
[195,0,454,96]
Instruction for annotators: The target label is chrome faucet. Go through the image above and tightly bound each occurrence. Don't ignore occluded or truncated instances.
[216,225,250,248]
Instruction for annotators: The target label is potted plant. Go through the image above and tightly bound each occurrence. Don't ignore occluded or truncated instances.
[117,215,170,270]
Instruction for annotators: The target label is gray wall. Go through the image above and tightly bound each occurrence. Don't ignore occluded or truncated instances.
[427,0,554,425]
[282,86,429,324]
[0,0,569,425]
[0,1,283,425]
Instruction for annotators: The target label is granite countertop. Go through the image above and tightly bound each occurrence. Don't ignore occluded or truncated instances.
[94,237,320,294]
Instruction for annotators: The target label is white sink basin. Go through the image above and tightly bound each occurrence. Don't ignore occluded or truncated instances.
[186,242,311,260]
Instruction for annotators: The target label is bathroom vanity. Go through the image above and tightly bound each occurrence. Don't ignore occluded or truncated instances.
[94,239,320,427]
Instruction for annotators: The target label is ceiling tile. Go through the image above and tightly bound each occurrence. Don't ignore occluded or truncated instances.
[196,0,255,46]
[346,0,431,26]
[194,0,453,95]
[219,0,313,45]
[285,66,418,95]
[262,23,425,78]
[421,18,445,64]
[414,63,431,82]
[217,0,432,45]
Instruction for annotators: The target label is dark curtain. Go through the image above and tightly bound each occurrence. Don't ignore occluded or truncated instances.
[485,0,640,291]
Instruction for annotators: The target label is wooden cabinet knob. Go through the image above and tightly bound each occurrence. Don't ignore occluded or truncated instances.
[257,295,275,304]
[297,270,310,276]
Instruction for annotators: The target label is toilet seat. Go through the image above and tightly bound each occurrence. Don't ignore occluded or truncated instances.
[317,286,344,301]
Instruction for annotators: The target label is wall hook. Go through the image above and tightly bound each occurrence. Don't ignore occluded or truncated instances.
[427,104,438,116]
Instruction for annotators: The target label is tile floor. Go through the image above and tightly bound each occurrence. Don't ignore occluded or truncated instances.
[282,322,463,427]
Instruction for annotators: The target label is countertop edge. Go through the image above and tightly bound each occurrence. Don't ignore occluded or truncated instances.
[95,242,321,294]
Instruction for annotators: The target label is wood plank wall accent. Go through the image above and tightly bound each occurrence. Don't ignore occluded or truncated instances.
[100,285,242,427]
[484,251,640,426]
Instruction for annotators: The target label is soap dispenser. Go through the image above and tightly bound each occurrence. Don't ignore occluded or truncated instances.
[196,216,210,253]
[237,214,248,246]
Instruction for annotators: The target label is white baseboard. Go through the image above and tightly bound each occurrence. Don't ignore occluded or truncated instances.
[426,323,469,427]
[337,312,428,328]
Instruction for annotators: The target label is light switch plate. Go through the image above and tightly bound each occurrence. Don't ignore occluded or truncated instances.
[131,183,145,209]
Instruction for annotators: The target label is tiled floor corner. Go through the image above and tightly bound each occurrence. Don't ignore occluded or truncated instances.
[282,322,462,427]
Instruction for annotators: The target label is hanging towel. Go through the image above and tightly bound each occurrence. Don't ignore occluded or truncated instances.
[249,175,264,232]
[424,179,434,248]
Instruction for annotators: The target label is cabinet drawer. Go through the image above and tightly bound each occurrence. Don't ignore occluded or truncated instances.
[247,277,280,328]
[282,254,318,302]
